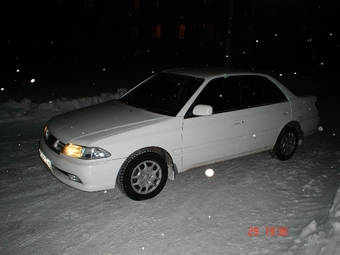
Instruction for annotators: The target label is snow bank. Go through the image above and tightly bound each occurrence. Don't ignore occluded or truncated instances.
[0,88,128,123]
[290,185,340,254]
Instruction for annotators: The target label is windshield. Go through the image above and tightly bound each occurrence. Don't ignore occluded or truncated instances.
[119,73,204,116]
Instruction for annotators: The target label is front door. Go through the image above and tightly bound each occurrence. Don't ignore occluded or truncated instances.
[181,76,247,169]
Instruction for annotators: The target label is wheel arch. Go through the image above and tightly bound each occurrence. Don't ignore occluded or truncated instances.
[270,120,303,157]
[121,146,177,181]
[287,121,303,138]
[273,121,303,149]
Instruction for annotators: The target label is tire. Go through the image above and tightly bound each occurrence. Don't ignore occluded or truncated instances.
[116,149,168,200]
[275,127,299,161]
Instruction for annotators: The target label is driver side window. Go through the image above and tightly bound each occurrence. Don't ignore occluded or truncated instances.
[195,76,241,114]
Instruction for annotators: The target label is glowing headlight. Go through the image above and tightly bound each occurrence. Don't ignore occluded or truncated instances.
[61,143,111,160]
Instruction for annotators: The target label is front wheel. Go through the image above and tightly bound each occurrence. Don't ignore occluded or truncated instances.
[116,150,168,200]
[275,127,299,161]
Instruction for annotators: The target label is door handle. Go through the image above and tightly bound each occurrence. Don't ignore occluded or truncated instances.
[234,120,244,125]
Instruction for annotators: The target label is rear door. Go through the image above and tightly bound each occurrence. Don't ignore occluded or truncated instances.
[240,75,291,152]
[181,76,247,169]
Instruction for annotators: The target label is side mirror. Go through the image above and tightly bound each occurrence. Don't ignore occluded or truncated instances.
[193,104,213,116]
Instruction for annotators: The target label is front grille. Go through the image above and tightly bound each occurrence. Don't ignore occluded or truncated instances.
[44,131,65,154]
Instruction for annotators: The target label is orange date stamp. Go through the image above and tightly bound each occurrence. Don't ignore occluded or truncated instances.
[248,226,288,237]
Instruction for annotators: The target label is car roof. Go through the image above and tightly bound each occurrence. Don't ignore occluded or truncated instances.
[162,67,297,100]
[162,67,266,79]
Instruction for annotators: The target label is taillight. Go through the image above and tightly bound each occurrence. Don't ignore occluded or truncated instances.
[315,101,319,111]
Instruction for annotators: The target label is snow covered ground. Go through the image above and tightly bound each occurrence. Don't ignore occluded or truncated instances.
[0,77,340,254]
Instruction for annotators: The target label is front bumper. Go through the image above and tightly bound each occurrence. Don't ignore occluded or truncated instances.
[39,136,126,192]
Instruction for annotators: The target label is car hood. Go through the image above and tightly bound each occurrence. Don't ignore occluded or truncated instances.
[47,100,166,145]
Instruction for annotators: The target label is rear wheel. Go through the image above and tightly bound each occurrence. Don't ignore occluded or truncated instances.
[116,149,168,200]
[275,127,299,161]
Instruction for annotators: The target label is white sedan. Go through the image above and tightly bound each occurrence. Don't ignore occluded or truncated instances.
[39,68,319,200]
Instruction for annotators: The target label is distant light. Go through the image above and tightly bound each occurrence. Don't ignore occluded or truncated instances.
[30,79,35,83]
[1,88,4,91]
[225,55,229,58]
[102,68,106,71]
[321,63,324,66]
[255,40,259,43]
[16,69,20,72]
[274,33,278,37]
[205,169,214,177]
[279,74,283,76]
[294,72,297,75]
[330,33,333,36]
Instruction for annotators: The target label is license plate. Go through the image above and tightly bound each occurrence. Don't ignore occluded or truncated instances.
[39,149,52,172]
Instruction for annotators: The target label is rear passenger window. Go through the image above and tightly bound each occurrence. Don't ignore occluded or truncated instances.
[241,75,287,108]
[272,83,288,103]
[195,76,241,114]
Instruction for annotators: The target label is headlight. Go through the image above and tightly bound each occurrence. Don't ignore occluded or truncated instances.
[43,126,50,140]
[61,143,111,160]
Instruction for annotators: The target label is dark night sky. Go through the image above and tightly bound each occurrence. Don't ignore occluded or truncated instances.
[232,0,340,72]
[1,0,339,74]
[0,0,339,104]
